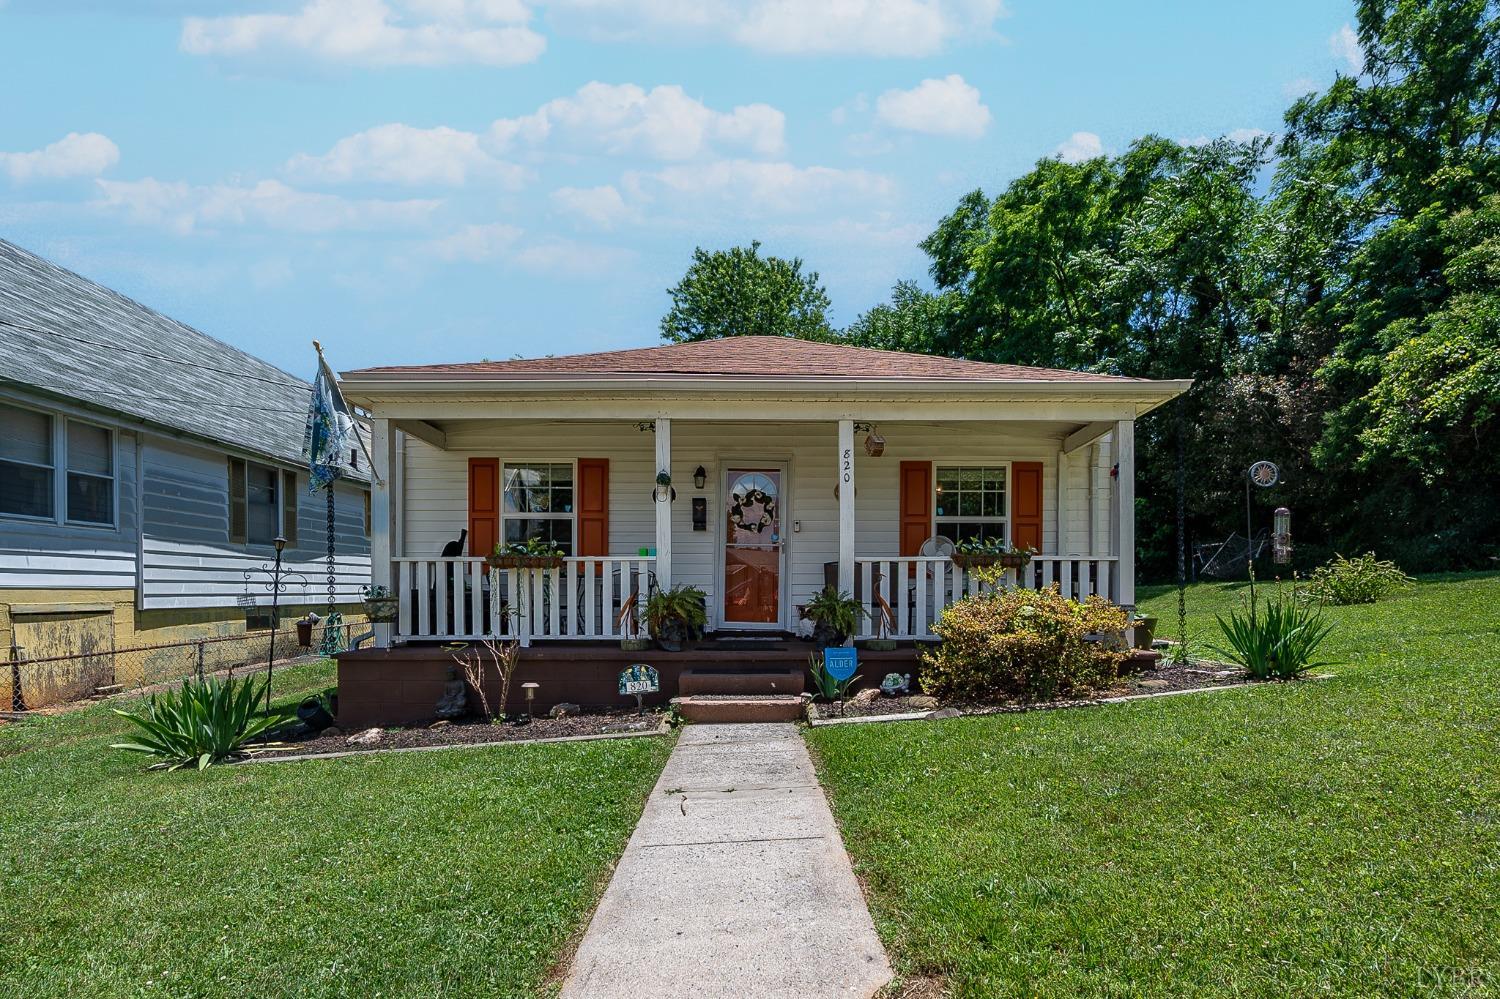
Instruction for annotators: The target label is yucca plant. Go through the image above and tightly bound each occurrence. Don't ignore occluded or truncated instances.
[112,675,289,770]
[1211,586,1336,681]
[807,653,860,702]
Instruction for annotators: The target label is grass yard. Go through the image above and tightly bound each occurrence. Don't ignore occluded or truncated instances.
[0,659,673,999]
[809,572,1500,998]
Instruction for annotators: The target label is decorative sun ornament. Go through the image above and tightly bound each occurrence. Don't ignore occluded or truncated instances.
[1248,460,1280,488]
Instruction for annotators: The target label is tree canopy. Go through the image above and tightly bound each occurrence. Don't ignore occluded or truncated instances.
[659,241,833,343]
[660,0,1500,576]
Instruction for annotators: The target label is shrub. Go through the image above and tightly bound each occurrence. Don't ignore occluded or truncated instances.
[1212,586,1336,680]
[112,675,288,771]
[920,586,1128,702]
[1302,552,1414,605]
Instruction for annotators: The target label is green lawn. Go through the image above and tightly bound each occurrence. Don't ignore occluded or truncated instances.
[810,572,1500,998]
[0,660,673,999]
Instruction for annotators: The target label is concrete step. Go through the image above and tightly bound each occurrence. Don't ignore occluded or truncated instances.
[673,694,807,724]
[678,666,804,697]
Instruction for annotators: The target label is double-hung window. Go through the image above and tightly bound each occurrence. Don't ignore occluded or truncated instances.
[0,403,55,520]
[0,402,115,526]
[933,465,1007,545]
[228,458,298,547]
[502,462,574,554]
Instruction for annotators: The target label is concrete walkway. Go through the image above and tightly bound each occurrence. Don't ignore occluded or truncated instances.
[560,723,893,999]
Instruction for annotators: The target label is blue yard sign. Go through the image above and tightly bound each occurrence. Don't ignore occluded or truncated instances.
[823,646,858,682]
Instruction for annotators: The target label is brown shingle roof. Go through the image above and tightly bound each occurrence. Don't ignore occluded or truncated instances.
[345,336,1140,382]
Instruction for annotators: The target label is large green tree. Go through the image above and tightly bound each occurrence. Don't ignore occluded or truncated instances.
[660,241,834,343]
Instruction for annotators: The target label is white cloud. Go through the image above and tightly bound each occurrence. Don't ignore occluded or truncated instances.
[874,74,990,138]
[490,82,784,160]
[181,0,545,67]
[0,132,119,183]
[422,222,629,275]
[286,123,527,186]
[543,0,1005,57]
[1054,131,1104,163]
[625,159,896,215]
[95,177,440,234]
[1282,76,1320,99]
[426,221,524,260]
[551,184,631,227]
[1330,23,1363,74]
[1180,127,1271,147]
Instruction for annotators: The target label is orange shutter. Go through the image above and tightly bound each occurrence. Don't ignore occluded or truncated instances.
[1011,461,1044,552]
[577,459,609,565]
[899,461,932,558]
[468,458,500,557]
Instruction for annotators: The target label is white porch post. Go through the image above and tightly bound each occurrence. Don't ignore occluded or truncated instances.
[369,416,395,647]
[1113,419,1136,608]
[1055,447,1068,555]
[654,417,672,590]
[837,419,855,599]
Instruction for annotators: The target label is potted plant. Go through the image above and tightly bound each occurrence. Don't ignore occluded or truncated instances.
[805,586,865,648]
[644,584,707,652]
[949,538,1035,571]
[361,584,399,623]
[485,537,567,570]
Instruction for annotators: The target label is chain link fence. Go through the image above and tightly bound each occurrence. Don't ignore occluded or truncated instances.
[3,620,359,712]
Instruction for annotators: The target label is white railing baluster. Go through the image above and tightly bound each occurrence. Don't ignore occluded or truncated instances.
[912,559,926,640]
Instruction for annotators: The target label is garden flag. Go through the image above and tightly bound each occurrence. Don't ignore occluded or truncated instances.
[304,342,358,491]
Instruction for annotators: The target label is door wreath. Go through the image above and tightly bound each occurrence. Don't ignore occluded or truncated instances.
[729,488,777,534]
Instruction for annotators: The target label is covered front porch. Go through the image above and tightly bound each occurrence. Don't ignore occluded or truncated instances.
[363,412,1138,647]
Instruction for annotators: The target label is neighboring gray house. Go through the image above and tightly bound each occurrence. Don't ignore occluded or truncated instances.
[0,238,370,668]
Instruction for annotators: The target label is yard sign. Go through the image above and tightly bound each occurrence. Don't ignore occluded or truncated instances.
[823,647,858,682]
[619,663,660,696]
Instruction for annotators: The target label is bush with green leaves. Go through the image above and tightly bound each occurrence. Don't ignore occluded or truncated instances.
[1302,552,1414,605]
[1212,586,1335,680]
[920,586,1128,702]
[112,675,288,771]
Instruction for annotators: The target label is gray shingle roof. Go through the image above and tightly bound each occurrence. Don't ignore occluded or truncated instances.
[0,238,362,477]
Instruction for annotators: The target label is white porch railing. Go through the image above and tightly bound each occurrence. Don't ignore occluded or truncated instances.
[852,554,1118,641]
[393,556,654,645]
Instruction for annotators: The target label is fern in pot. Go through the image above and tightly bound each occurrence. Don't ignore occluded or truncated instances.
[645,585,707,652]
[805,586,865,648]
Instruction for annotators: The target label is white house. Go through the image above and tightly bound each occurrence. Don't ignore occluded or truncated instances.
[333,336,1188,724]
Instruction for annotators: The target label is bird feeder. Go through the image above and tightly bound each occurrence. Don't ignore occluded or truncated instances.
[1272,507,1292,564]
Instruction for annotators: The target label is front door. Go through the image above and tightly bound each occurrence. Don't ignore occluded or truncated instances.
[722,467,784,628]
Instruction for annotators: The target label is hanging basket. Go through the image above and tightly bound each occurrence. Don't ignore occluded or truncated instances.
[362,596,400,623]
[486,554,567,570]
[950,552,1031,571]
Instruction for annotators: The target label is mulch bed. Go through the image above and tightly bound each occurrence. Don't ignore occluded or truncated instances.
[815,658,1248,720]
[260,708,667,757]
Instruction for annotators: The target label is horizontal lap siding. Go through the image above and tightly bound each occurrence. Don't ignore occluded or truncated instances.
[139,437,371,610]
[0,429,139,589]
[397,420,1111,626]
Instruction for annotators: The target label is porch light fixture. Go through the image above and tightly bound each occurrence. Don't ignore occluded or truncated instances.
[693,466,707,489]
[854,421,885,458]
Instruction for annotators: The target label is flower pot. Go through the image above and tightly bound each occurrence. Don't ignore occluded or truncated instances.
[950,553,1032,571]
[620,637,652,652]
[486,555,567,570]
[1131,616,1158,650]
[295,618,314,647]
[812,621,849,649]
[296,696,334,732]
[859,638,897,652]
[362,597,400,623]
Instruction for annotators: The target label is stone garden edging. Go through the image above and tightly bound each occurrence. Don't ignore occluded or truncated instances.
[239,725,672,764]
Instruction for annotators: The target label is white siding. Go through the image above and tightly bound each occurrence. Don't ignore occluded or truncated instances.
[399,419,1116,629]
[138,436,371,610]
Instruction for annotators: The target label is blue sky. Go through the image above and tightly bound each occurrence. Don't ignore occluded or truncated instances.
[0,0,1360,378]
